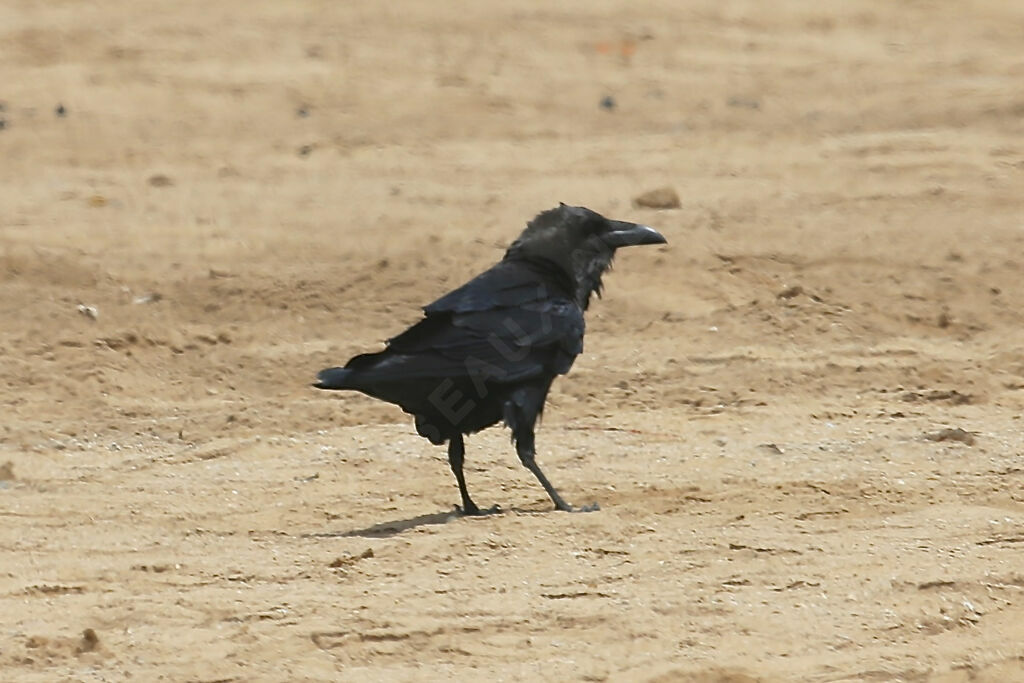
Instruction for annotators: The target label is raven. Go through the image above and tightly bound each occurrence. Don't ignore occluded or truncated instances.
[315,204,665,513]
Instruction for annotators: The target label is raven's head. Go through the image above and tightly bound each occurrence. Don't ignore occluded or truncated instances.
[505,203,666,309]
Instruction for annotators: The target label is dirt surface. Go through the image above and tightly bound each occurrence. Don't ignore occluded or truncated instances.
[3,1,1024,681]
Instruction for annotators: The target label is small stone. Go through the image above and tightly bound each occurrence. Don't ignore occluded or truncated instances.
[777,285,804,300]
[632,187,681,209]
[76,304,99,320]
[923,427,976,445]
[132,292,163,305]
[78,628,99,653]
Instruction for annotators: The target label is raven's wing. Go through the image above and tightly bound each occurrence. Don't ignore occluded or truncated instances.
[423,259,565,315]
[343,297,584,384]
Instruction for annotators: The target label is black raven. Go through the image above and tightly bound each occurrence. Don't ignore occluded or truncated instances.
[315,204,666,513]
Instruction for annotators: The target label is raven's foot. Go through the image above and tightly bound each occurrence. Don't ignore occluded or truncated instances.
[454,503,502,517]
[555,501,601,513]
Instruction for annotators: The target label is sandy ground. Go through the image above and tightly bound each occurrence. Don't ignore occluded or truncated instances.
[2,1,1024,680]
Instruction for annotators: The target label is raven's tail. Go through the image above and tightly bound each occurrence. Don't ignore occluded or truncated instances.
[314,367,356,390]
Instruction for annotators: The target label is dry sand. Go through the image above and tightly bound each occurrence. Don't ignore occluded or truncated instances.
[2,1,1024,680]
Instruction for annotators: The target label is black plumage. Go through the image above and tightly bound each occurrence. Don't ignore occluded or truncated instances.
[315,204,666,513]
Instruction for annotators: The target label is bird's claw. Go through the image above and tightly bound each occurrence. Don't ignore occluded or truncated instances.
[455,503,502,517]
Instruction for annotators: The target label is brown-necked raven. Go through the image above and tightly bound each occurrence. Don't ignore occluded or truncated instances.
[315,204,666,513]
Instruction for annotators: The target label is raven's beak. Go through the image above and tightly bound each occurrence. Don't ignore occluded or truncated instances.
[603,221,667,248]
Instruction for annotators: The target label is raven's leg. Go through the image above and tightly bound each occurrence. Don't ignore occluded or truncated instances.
[509,407,599,513]
[448,435,501,516]
[447,433,481,515]
[514,428,573,511]
[506,384,599,512]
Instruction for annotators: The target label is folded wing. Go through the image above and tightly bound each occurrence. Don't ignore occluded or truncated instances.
[344,297,583,385]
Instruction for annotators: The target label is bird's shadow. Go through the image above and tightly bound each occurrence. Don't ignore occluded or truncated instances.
[304,509,464,539]
[302,505,554,539]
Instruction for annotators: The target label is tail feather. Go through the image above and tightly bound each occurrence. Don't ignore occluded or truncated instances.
[314,367,355,390]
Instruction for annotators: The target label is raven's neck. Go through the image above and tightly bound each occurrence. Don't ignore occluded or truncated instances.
[509,254,604,311]
[571,249,613,311]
